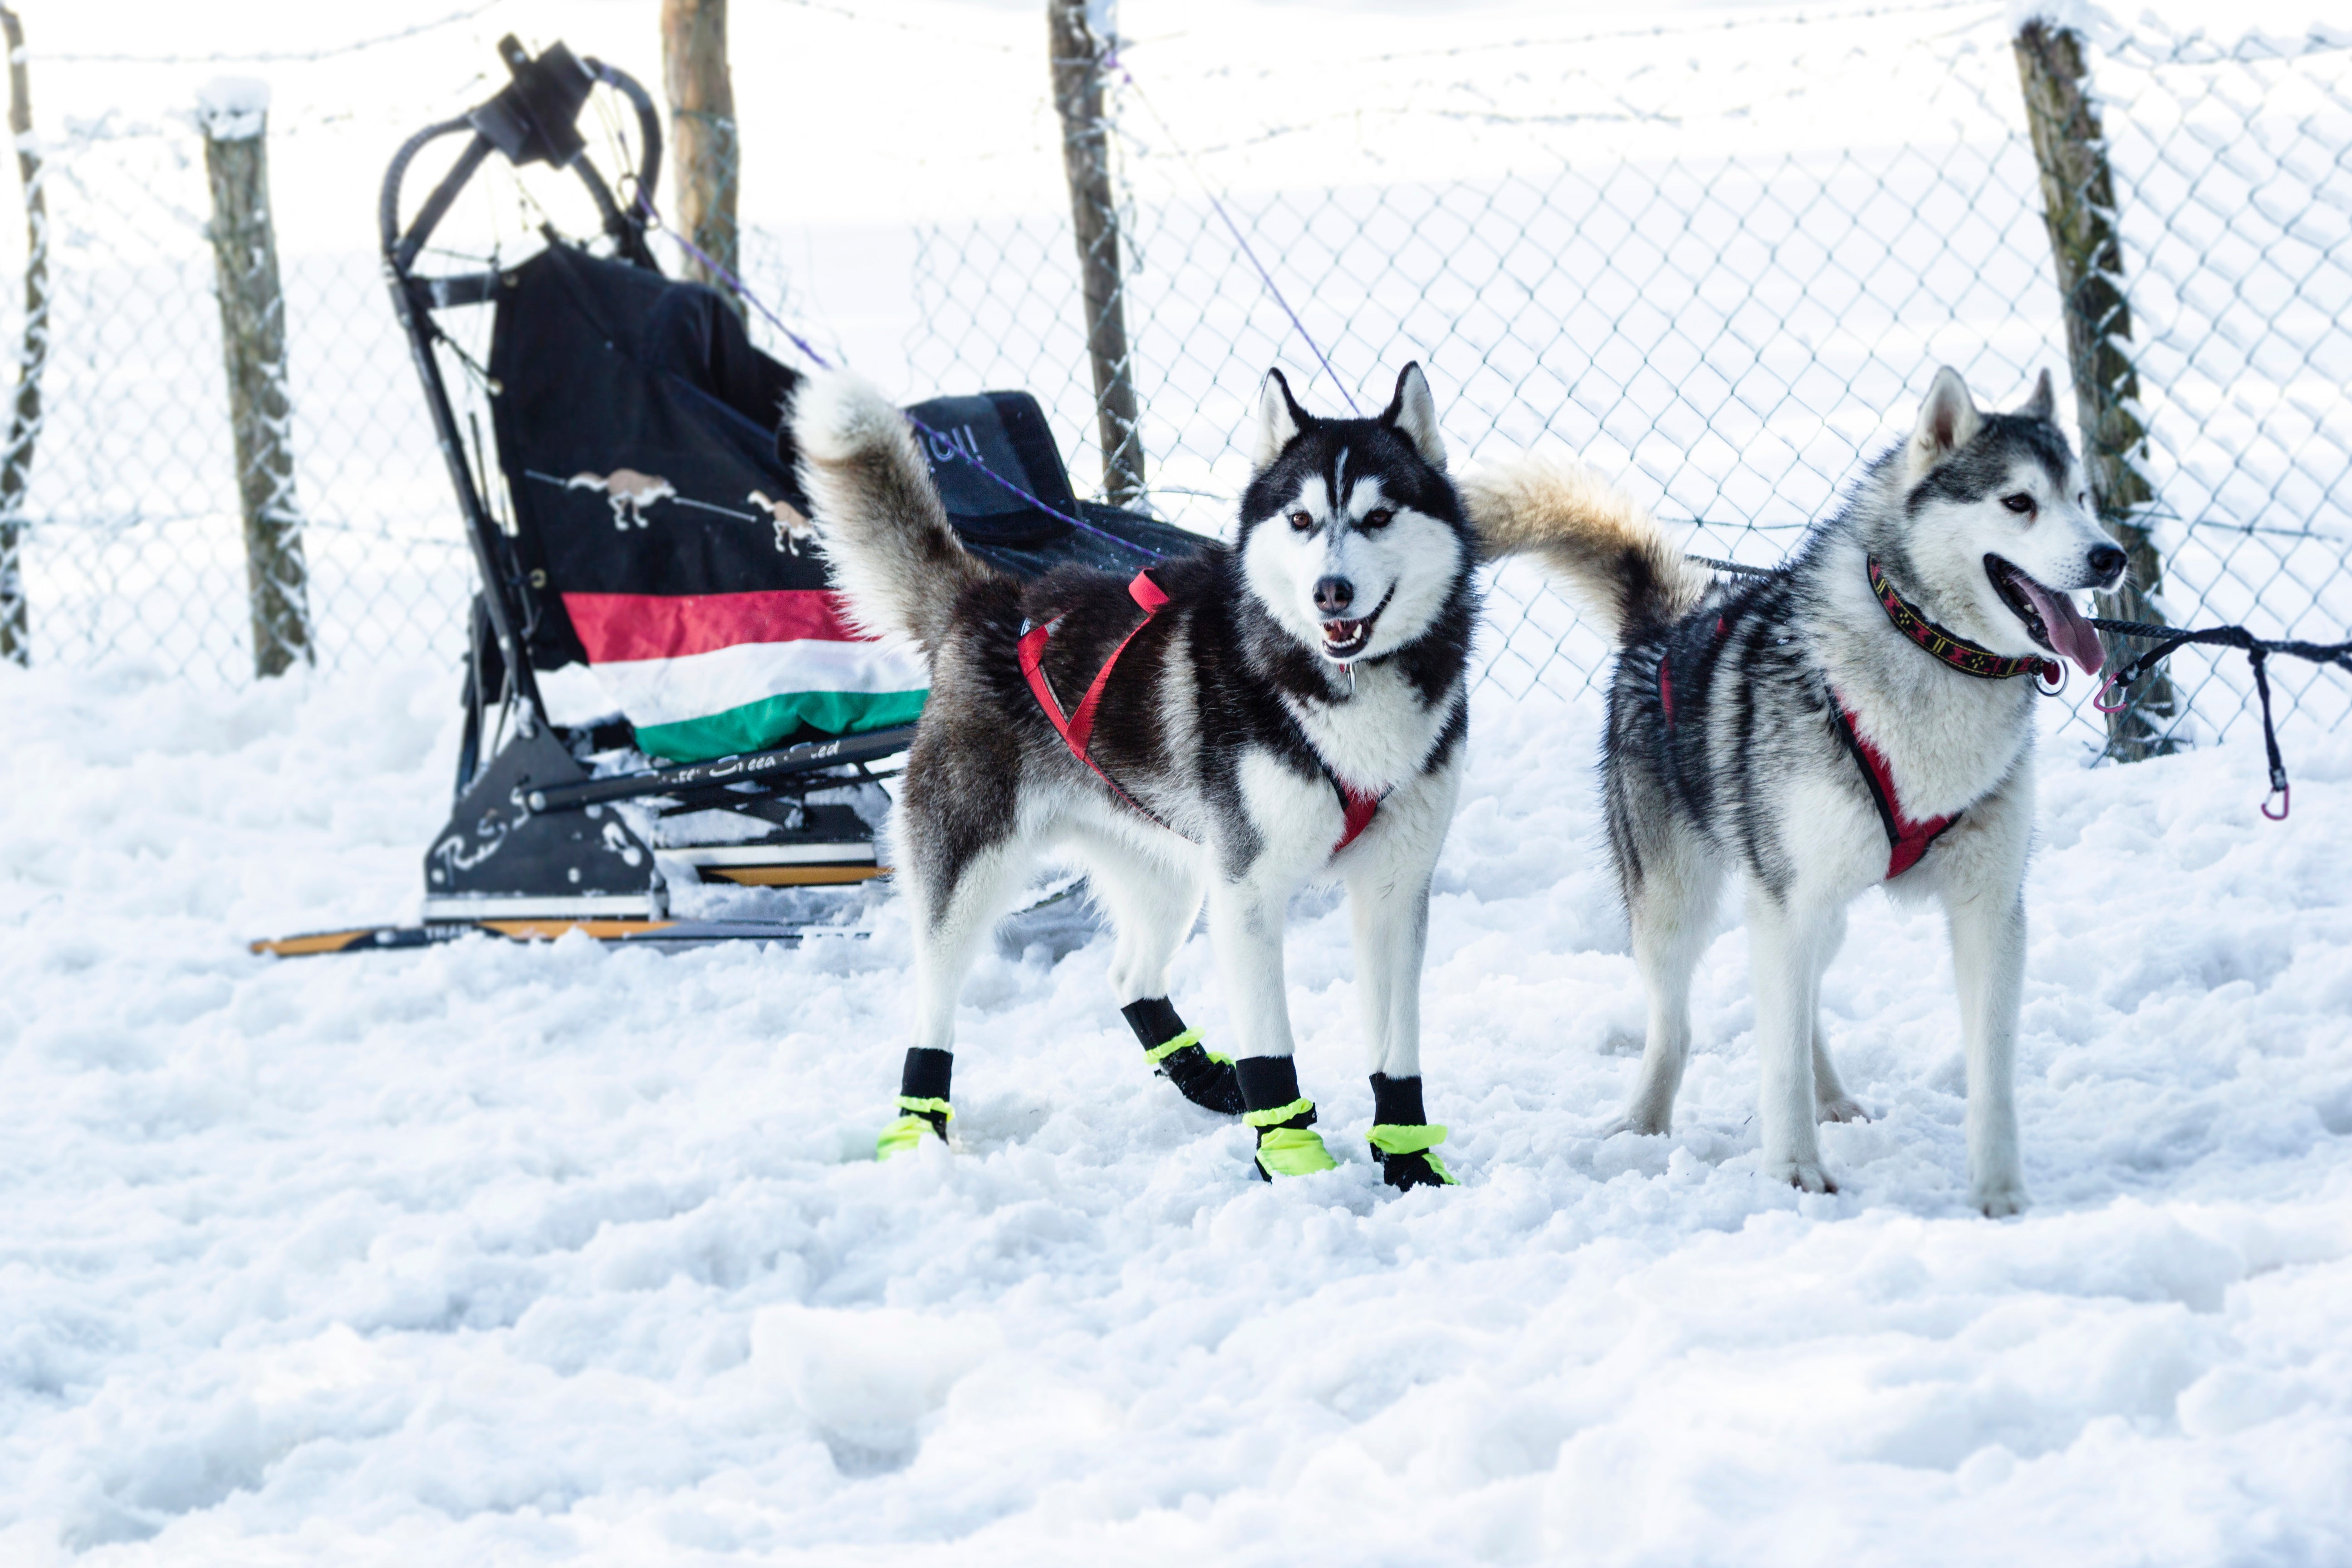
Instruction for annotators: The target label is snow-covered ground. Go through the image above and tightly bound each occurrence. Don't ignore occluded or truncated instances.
[4,657,2349,1564]
[5,0,2349,1558]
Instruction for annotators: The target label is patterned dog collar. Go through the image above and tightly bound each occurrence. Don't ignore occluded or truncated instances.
[1867,557,2059,683]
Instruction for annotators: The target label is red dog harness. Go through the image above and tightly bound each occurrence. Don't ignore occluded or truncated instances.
[1018,571,1382,855]
[1658,605,1951,881]
[1836,558,2059,878]
[1825,695,1955,878]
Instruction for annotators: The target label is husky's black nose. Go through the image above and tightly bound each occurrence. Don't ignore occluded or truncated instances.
[2087,544,2127,586]
[1313,576,1356,616]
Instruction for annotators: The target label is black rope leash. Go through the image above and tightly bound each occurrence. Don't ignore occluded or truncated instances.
[2087,618,2352,820]
[1681,554,2352,821]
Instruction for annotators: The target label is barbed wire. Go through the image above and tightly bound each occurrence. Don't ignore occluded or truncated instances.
[749,0,1027,55]
[1122,0,2004,79]
[33,1,512,65]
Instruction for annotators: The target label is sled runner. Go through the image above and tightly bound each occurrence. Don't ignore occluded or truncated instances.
[254,36,1195,956]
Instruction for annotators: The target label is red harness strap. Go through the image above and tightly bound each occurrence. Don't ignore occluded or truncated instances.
[1827,692,1956,879]
[1018,571,1381,856]
[1333,782,1379,853]
[1019,571,1173,828]
[1658,607,1949,882]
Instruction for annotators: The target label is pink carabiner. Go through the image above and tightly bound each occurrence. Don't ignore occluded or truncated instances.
[2092,671,2129,713]
[2262,784,2290,822]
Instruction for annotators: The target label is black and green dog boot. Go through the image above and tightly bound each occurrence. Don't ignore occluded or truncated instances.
[1236,1055,1337,1180]
[1366,1072,1456,1190]
[877,1046,954,1159]
[1122,998,1244,1115]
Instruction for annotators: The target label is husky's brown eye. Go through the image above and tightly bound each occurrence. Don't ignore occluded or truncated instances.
[2001,493,2035,515]
[1362,508,1395,529]
[1288,510,1314,531]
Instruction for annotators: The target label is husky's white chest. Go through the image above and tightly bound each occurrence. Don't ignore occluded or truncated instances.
[1281,665,1460,793]
[1835,665,2035,822]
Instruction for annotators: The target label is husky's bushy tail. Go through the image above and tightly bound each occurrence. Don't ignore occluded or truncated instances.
[1460,455,1707,644]
[792,370,999,658]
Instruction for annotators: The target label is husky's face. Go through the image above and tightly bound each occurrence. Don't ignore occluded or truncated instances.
[1896,367,2127,673]
[1236,364,1468,665]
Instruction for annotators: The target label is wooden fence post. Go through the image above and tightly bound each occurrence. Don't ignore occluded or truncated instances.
[661,0,740,304]
[0,4,46,667]
[2014,20,2178,760]
[197,78,312,678]
[1047,0,1147,509]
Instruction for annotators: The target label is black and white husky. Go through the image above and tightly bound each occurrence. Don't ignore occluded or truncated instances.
[1466,368,2125,1214]
[791,365,1478,1186]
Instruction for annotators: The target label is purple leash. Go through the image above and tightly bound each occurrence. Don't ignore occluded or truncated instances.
[637,192,839,370]
[1104,48,1362,415]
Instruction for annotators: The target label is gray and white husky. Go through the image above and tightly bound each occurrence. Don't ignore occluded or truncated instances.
[1465,368,2125,1214]
[792,364,1478,1186]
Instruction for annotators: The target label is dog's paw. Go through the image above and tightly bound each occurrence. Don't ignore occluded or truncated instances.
[1816,1094,1871,1125]
[1253,1125,1338,1180]
[1157,1043,1244,1117]
[1600,1108,1671,1138]
[1376,1148,1455,1191]
[1764,1156,1838,1194]
[1972,1179,2030,1218]
[1367,1124,1459,1191]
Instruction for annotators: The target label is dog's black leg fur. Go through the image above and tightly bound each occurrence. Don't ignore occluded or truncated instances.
[1121,997,1244,1116]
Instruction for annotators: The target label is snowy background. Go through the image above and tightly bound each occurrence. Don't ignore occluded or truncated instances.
[5,0,2352,1561]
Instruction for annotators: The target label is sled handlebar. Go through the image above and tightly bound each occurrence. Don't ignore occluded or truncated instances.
[379,37,661,273]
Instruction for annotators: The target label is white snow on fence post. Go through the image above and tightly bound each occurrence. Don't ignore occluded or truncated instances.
[193,76,270,142]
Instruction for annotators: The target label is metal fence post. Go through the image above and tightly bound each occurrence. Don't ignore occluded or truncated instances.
[2014,20,2179,759]
[197,78,312,678]
[1047,0,1146,509]
[0,4,45,667]
[661,0,739,305]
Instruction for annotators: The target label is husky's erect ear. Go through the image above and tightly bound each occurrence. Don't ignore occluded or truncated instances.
[2020,368,2057,423]
[1381,362,1446,471]
[1254,368,1311,471]
[1908,365,1982,473]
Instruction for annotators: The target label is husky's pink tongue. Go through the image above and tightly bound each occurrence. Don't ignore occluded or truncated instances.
[2013,573,2104,674]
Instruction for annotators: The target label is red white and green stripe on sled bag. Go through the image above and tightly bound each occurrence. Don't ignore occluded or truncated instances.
[564,588,926,762]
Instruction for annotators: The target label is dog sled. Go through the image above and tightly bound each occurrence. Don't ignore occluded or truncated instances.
[255,36,1196,956]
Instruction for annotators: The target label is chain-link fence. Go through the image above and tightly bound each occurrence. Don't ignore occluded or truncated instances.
[2,1,2346,765]
[4,106,467,684]
[910,2,2352,756]
[2088,23,2352,748]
